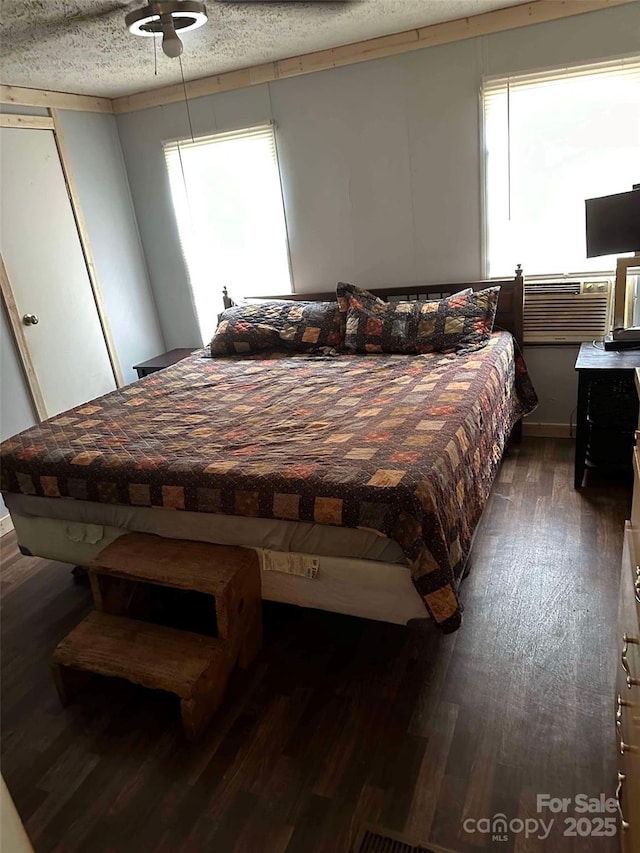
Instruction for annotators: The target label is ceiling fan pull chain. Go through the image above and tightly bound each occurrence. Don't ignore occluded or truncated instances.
[153,27,158,76]
[178,53,195,143]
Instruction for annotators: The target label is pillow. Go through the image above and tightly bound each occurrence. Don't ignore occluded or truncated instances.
[211,300,343,356]
[337,282,500,354]
[336,281,472,315]
[336,281,386,313]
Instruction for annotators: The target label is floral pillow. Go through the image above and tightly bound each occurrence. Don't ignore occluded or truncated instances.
[336,282,499,354]
[211,300,343,355]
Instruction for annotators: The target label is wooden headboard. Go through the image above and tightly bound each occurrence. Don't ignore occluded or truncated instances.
[222,265,524,350]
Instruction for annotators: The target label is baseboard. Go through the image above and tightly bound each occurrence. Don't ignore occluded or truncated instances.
[522,422,572,439]
[0,514,15,537]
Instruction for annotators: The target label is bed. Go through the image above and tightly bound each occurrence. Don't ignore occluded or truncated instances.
[0,271,537,633]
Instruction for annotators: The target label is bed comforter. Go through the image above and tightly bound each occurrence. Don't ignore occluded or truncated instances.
[0,332,537,632]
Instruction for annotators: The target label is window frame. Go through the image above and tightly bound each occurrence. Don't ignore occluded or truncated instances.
[480,54,640,280]
[162,121,294,343]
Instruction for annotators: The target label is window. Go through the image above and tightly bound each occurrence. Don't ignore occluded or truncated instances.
[164,123,292,344]
[482,57,640,279]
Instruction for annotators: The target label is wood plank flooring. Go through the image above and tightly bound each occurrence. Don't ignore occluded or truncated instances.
[0,438,630,853]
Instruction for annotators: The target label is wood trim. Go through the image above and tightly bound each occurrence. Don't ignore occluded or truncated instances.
[0,115,55,130]
[522,422,572,438]
[49,109,125,388]
[0,0,631,116]
[0,254,48,421]
[112,0,634,114]
[0,85,112,114]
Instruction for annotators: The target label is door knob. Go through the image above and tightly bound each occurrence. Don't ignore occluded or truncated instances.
[23,313,39,326]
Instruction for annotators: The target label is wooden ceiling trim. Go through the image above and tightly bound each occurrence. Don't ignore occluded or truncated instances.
[111,0,633,114]
[0,2,632,116]
[0,85,113,114]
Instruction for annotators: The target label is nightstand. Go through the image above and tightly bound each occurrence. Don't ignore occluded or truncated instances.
[574,342,640,488]
[133,348,195,379]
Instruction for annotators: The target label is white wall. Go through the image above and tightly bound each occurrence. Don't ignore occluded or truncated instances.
[55,110,164,383]
[521,345,580,431]
[113,3,638,423]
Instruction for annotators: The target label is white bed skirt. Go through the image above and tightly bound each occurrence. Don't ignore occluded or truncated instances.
[6,495,429,626]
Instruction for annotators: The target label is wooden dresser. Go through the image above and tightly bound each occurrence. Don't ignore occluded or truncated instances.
[617,369,640,850]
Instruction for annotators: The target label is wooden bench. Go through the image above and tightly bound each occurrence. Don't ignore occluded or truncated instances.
[52,533,262,741]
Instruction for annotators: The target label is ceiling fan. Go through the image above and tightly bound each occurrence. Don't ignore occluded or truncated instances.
[125,1,208,58]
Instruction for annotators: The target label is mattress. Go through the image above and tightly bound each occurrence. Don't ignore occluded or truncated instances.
[1,335,538,632]
[7,507,427,625]
[4,492,404,563]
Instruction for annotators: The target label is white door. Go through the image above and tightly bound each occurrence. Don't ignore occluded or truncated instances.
[0,126,117,418]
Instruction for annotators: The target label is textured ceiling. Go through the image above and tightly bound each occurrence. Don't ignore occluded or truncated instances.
[1,0,528,99]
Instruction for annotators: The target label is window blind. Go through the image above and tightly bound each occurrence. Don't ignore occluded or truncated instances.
[163,123,292,344]
[163,123,280,156]
[482,56,640,278]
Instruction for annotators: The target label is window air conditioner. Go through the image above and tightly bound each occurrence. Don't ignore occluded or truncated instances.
[523,279,613,344]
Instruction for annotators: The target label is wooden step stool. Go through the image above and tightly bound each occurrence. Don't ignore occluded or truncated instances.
[53,611,232,741]
[52,533,262,741]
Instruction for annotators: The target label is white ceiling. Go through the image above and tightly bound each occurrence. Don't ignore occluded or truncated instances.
[0,0,529,99]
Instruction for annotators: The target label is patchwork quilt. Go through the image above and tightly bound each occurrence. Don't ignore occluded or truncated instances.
[0,333,537,632]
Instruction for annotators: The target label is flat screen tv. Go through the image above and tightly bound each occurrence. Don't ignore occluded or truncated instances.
[585,188,640,257]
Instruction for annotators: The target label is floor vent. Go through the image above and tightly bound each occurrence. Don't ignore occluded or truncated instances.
[353,825,456,853]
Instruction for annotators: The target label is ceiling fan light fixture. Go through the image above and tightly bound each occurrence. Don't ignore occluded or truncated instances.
[125,1,207,39]
[161,18,184,57]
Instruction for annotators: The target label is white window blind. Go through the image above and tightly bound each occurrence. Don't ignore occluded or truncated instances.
[164,123,292,344]
[483,57,640,279]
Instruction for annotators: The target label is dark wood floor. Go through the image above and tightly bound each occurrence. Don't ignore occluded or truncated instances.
[0,438,630,853]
